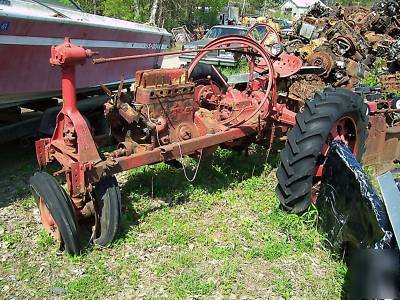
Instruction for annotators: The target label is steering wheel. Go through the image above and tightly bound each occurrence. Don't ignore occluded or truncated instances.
[187,35,275,128]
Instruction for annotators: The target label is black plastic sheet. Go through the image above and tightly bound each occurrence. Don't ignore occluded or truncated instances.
[316,142,400,298]
[316,141,393,252]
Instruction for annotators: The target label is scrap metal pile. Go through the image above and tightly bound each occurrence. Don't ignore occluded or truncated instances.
[283,0,400,99]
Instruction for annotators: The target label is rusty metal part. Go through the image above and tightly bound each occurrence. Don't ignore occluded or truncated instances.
[284,39,305,54]
[307,51,334,76]
[344,59,360,78]
[32,29,400,252]
[331,36,356,57]
[298,37,326,60]
[134,68,199,145]
[364,31,395,44]
[288,74,326,101]
[389,39,400,62]
[343,6,376,31]
[119,102,140,124]
[307,2,331,18]
[36,37,100,201]
[93,45,248,64]
[187,36,277,128]
[37,198,61,240]
[255,54,303,78]
[371,0,400,37]
[379,72,400,93]
[325,20,369,58]
[334,76,359,89]
[272,54,303,78]
[246,23,281,56]
[363,115,400,174]
[365,32,395,59]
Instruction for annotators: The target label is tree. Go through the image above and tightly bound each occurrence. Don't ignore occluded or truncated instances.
[75,0,104,14]
[103,0,135,21]
[149,0,159,24]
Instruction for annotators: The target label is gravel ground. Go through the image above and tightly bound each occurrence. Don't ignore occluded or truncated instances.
[161,54,184,69]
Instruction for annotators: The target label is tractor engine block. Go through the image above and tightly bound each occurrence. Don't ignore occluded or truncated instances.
[135,69,199,145]
[105,68,208,158]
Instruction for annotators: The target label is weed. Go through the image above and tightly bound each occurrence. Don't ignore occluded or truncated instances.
[219,259,240,293]
[169,270,216,297]
[362,57,386,87]
[19,196,36,210]
[37,229,55,250]
[220,58,249,77]
[272,276,293,299]
[1,231,21,249]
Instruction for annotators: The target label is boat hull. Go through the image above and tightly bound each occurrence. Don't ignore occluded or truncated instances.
[0,15,171,109]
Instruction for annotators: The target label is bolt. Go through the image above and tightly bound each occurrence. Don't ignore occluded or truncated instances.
[161,136,170,144]
[179,126,192,140]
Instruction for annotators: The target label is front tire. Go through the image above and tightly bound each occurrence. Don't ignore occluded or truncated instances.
[276,88,368,213]
[30,172,80,255]
[93,176,121,246]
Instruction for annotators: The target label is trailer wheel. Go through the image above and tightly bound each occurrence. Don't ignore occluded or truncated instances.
[276,88,368,213]
[29,172,80,255]
[93,176,121,247]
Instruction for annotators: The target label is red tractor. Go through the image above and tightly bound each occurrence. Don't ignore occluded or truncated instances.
[30,26,369,254]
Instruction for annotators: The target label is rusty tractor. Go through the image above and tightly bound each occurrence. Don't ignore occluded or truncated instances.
[29,24,395,255]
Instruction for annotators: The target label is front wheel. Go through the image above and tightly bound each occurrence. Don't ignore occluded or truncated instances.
[93,175,121,246]
[30,172,80,255]
[276,88,369,213]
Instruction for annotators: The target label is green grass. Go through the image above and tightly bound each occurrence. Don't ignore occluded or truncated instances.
[0,146,346,299]
[168,43,183,52]
[0,230,22,249]
[169,270,216,297]
[37,229,56,251]
[272,271,293,300]
[220,58,249,77]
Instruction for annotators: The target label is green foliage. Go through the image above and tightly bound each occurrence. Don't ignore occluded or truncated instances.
[169,270,216,297]
[362,57,386,88]
[72,0,286,30]
[74,0,104,14]
[37,229,55,250]
[76,0,380,31]
[220,58,249,76]
[74,0,228,29]
[0,231,21,249]
[272,271,293,299]
[338,0,374,6]
[103,0,135,21]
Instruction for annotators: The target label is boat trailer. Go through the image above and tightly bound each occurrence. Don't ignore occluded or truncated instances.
[29,26,398,254]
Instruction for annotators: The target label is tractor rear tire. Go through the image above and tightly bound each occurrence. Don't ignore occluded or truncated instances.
[276,88,369,213]
[30,172,80,255]
[189,63,228,91]
[93,176,121,247]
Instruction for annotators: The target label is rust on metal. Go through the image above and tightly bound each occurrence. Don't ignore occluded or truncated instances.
[92,45,248,64]
[34,35,296,229]
[380,73,400,93]
[363,115,400,174]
